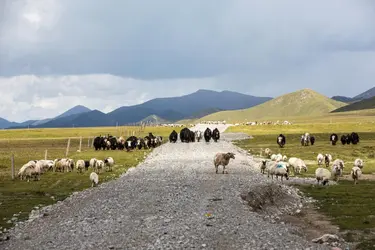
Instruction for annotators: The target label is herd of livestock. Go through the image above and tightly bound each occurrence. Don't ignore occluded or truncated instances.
[93,132,163,151]
[276,132,360,148]
[16,127,222,185]
[169,127,220,143]
[16,126,364,188]
[255,131,363,186]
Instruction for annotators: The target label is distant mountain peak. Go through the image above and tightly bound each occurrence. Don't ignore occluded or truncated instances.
[54,105,91,119]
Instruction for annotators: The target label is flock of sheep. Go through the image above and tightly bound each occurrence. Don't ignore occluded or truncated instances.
[17,157,116,187]
[259,131,364,186]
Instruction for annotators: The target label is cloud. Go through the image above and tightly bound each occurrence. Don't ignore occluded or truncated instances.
[0,74,219,122]
[0,0,375,121]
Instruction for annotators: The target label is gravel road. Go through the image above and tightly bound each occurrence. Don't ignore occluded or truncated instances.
[1,125,330,250]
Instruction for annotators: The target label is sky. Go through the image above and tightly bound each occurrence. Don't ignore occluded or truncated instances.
[1,0,375,122]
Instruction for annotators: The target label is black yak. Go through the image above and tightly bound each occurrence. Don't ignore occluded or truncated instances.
[351,132,359,145]
[169,130,178,143]
[277,134,286,148]
[330,133,338,145]
[204,128,212,142]
[212,128,220,142]
[125,136,137,151]
[93,136,104,150]
[310,136,315,146]
[180,128,191,143]
[340,134,347,145]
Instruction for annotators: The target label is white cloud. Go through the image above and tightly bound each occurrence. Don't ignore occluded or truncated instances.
[0,0,375,121]
[0,74,218,122]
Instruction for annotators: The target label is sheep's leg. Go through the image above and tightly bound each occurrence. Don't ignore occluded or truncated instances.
[215,164,218,174]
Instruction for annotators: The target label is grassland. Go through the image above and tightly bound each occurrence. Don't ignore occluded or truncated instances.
[231,120,375,249]
[200,89,347,122]
[0,126,174,232]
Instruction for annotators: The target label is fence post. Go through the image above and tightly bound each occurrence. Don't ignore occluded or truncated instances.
[79,136,82,152]
[11,154,15,180]
[88,138,90,148]
[66,138,71,157]
[45,149,48,160]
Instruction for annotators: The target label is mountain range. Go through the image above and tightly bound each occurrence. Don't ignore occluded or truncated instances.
[2,90,271,129]
[2,86,375,129]
[331,87,375,103]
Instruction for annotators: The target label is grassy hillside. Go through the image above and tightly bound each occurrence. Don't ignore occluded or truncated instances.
[331,96,375,113]
[200,89,347,122]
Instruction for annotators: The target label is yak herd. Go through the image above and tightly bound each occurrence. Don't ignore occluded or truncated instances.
[276,132,360,148]
[169,127,220,143]
[93,133,163,151]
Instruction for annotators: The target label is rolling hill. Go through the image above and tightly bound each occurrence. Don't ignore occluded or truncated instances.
[22,89,272,128]
[200,89,347,122]
[331,96,375,113]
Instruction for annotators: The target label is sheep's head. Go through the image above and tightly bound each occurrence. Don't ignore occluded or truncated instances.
[284,172,289,180]
[225,152,235,160]
[302,164,307,172]
[322,179,329,186]
[261,159,267,165]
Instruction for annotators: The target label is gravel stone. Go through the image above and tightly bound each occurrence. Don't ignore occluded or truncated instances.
[0,125,330,250]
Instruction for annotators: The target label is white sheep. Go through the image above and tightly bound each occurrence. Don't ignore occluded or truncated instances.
[264,148,272,157]
[354,158,364,169]
[267,161,289,182]
[213,152,235,174]
[35,160,53,174]
[317,153,324,166]
[315,167,331,186]
[95,160,105,174]
[259,159,267,174]
[76,160,85,173]
[332,159,344,176]
[282,155,287,161]
[331,164,342,182]
[288,157,307,176]
[324,154,332,167]
[270,154,277,161]
[17,161,37,181]
[275,153,283,162]
[90,172,99,187]
[53,158,67,172]
[89,158,97,169]
[104,157,115,172]
[351,166,362,185]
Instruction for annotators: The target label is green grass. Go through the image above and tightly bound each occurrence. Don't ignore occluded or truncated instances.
[200,89,347,122]
[0,126,175,231]
[232,122,375,248]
